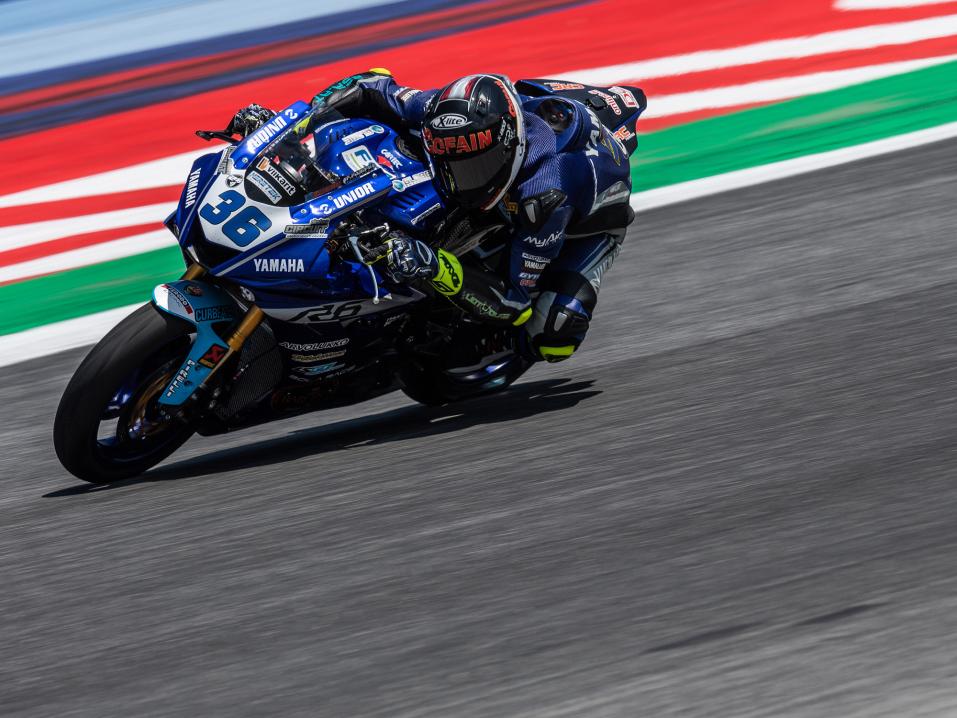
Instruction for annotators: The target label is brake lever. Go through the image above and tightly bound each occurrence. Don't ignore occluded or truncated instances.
[195,130,240,144]
[349,232,386,305]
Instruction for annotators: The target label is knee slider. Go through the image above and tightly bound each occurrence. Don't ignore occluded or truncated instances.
[526,271,597,362]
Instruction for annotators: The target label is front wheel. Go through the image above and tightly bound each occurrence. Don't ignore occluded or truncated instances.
[54,304,196,483]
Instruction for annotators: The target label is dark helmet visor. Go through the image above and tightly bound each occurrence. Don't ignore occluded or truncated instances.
[444,144,513,191]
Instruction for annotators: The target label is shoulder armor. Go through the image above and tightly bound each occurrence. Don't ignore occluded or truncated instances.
[520,189,566,232]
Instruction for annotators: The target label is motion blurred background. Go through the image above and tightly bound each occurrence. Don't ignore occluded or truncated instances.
[4,1,957,716]
[2,0,956,351]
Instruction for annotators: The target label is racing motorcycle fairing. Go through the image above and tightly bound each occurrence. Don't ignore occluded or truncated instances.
[150,99,521,420]
[152,280,242,407]
[175,102,445,305]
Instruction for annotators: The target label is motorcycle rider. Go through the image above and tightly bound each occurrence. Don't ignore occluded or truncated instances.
[229,69,645,362]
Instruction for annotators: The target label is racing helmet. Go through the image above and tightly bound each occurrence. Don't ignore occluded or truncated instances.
[421,74,526,211]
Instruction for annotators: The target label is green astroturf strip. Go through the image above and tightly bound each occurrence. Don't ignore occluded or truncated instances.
[630,58,957,191]
[0,246,184,335]
[3,59,956,335]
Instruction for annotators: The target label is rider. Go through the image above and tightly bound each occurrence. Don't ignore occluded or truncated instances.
[230,69,645,362]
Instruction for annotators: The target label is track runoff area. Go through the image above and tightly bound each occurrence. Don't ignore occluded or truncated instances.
[1,0,956,366]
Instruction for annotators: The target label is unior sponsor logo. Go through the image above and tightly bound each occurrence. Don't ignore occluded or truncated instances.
[253,257,306,272]
[523,260,547,271]
[430,113,468,129]
[247,114,290,151]
[184,168,203,208]
[333,182,377,209]
[522,252,549,263]
[279,338,349,351]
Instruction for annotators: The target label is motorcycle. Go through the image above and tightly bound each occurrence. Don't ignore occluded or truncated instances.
[53,98,531,483]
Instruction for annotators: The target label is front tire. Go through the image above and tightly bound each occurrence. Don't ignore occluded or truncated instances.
[54,304,196,483]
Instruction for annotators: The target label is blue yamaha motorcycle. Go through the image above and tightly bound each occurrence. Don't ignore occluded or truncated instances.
[54,100,530,483]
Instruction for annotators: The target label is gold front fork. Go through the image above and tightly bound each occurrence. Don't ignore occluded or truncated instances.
[226,306,265,353]
[199,306,265,393]
[181,264,206,281]
[178,263,265,388]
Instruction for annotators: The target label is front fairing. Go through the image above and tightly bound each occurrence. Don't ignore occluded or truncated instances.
[168,102,446,312]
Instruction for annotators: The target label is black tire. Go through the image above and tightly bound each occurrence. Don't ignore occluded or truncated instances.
[399,360,449,406]
[54,304,196,483]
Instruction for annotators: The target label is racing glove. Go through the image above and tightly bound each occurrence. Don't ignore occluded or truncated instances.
[364,234,438,282]
[226,104,275,137]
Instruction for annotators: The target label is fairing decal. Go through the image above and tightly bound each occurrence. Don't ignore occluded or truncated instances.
[152,280,241,407]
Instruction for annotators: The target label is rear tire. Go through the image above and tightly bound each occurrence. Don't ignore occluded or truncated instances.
[54,304,195,483]
[399,360,449,406]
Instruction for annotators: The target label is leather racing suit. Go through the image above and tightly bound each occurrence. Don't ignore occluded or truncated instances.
[314,70,646,362]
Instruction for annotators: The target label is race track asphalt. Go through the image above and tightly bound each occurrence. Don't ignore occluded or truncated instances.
[3,138,957,717]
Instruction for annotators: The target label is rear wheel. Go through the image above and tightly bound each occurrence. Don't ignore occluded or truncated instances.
[399,325,533,406]
[54,304,196,483]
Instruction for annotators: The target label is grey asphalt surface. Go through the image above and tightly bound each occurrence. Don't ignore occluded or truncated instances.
[3,138,957,717]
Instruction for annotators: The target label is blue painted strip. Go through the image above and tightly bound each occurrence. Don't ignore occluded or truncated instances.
[0,0,405,81]
[0,0,473,94]
[0,0,591,140]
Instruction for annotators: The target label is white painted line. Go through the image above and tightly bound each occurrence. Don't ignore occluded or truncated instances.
[4,120,957,368]
[5,14,957,213]
[0,303,142,369]
[4,54,950,233]
[0,147,212,209]
[569,13,957,85]
[631,120,957,210]
[0,229,175,284]
[0,202,174,250]
[4,53,948,262]
[643,54,957,118]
